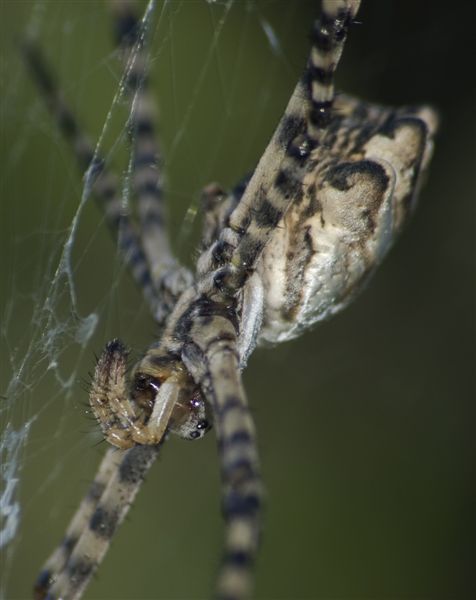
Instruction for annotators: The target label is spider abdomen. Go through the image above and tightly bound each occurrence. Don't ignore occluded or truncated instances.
[255,159,394,343]
[253,101,437,345]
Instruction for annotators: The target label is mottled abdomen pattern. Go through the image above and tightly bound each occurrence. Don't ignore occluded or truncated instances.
[257,96,438,343]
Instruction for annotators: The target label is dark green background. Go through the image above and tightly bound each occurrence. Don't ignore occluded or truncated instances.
[1,1,474,599]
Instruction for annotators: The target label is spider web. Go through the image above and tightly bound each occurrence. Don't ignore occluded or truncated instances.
[1,1,474,599]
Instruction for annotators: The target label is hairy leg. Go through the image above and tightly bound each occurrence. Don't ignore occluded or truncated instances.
[40,444,161,600]
[183,315,262,600]
[22,41,159,316]
[34,448,121,599]
[111,1,193,320]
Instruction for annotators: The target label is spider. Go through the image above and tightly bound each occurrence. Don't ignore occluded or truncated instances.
[24,0,437,598]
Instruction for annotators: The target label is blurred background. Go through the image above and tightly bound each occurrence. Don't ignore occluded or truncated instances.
[1,1,474,599]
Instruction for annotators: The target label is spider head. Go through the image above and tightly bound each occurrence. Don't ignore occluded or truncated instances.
[169,385,213,441]
[89,340,212,449]
[130,351,213,442]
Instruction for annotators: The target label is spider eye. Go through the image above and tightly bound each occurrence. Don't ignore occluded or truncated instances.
[131,373,161,413]
[168,388,213,441]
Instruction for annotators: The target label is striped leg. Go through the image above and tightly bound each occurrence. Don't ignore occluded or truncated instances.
[34,448,121,600]
[200,183,230,251]
[199,176,251,260]
[35,444,161,600]
[111,0,194,320]
[197,1,361,300]
[195,118,307,298]
[308,0,361,136]
[22,42,159,316]
[183,314,262,600]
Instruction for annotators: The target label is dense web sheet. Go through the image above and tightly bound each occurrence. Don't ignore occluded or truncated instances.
[0,1,474,599]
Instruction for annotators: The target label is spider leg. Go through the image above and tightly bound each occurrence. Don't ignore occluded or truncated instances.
[198,175,266,367]
[199,176,251,258]
[36,444,161,600]
[177,141,312,597]
[22,42,159,316]
[111,1,194,320]
[308,0,361,136]
[34,341,182,599]
[200,183,230,251]
[34,447,121,600]
[196,0,362,300]
[33,342,169,600]
[182,314,262,600]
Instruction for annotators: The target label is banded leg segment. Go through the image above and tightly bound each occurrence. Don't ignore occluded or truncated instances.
[308,0,361,135]
[195,76,312,297]
[183,314,262,600]
[112,0,166,259]
[34,448,121,600]
[37,444,161,600]
[111,0,193,320]
[197,2,361,302]
[22,42,159,315]
[199,176,252,263]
